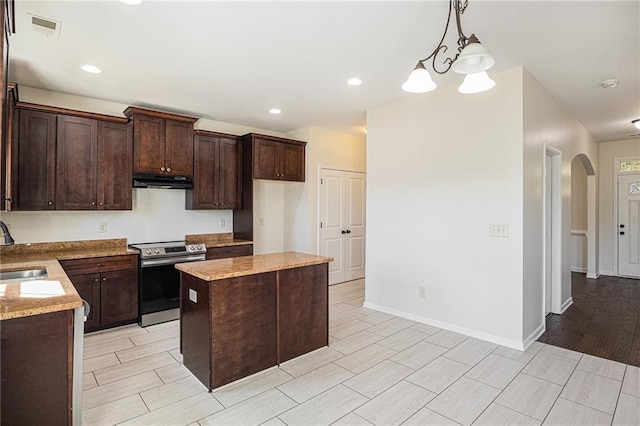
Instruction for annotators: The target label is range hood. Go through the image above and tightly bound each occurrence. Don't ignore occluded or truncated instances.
[133,174,193,189]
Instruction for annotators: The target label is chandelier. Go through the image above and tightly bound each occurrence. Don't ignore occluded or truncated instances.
[402,0,495,94]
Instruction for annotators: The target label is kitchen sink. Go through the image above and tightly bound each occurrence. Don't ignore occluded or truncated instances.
[0,268,48,283]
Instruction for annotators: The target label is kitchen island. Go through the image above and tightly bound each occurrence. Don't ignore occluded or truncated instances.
[176,251,332,390]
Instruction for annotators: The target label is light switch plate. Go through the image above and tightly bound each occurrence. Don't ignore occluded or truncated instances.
[189,289,197,303]
[489,223,509,238]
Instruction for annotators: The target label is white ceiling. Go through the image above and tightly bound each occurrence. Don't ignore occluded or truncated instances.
[8,1,640,142]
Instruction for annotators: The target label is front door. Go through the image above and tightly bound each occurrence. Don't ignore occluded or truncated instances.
[618,173,640,277]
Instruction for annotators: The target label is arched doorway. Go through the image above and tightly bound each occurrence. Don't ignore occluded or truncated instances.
[571,154,597,279]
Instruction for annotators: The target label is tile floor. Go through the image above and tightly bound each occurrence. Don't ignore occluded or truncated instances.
[82,279,640,425]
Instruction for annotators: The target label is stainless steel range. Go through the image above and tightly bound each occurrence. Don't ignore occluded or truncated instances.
[129,241,206,327]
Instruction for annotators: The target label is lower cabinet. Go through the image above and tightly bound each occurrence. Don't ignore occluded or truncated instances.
[60,255,138,332]
[0,310,73,425]
[205,244,253,260]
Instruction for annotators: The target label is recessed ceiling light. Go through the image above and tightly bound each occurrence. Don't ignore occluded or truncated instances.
[120,0,145,5]
[347,78,362,86]
[81,65,102,74]
[600,79,618,89]
[632,119,640,130]
[269,108,281,114]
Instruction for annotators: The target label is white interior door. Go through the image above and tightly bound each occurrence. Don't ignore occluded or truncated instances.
[319,169,366,285]
[618,173,640,277]
[345,172,366,281]
[544,154,553,315]
[320,169,346,284]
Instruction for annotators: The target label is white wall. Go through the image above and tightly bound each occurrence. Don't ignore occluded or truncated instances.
[522,69,598,341]
[284,126,366,254]
[2,86,288,245]
[366,67,525,348]
[598,138,640,275]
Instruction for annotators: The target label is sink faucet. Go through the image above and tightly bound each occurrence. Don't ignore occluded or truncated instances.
[0,221,15,246]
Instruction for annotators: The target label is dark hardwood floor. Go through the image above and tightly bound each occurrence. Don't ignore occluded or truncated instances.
[538,272,640,367]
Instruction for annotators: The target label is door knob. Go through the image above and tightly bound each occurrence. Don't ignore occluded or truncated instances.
[620,224,625,228]
[620,231,625,235]
[346,230,352,234]
[341,230,347,234]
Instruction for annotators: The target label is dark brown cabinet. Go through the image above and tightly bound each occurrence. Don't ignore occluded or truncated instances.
[60,255,138,332]
[248,134,306,182]
[125,106,197,177]
[16,109,57,210]
[187,131,242,210]
[98,121,133,210]
[205,244,253,260]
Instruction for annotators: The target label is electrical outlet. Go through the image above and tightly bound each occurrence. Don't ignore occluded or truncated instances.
[98,221,108,233]
[489,223,509,238]
[259,217,264,226]
[219,219,226,228]
[418,286,426,299]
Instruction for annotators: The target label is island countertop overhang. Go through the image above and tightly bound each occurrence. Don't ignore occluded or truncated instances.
[175,251,333,281]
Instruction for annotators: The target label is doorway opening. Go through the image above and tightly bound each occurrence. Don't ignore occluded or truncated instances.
[615,158,640,277]
[570,154,597,279]
[544,147,562,315]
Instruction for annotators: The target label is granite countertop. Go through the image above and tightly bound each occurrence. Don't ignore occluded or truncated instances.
[175,251,332,281]
[0,238,138,320]
[184,232,253,248]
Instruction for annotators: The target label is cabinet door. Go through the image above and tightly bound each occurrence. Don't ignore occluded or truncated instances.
[165,119,194,177]
[218,137,241,208]
[68,273,101,331]
[16,110,56,210]
[100,269,138,326]
[280,142,305,182]
[98,121,132,210]
[133,114,165,175]
[189,134,217,209]
[252,138,279,180]
[56,115,98,210]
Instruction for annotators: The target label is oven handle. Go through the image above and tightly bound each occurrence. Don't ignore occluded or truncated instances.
[140,255,206,268]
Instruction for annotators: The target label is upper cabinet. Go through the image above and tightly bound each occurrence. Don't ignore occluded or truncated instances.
[245,134,306,182]
[12,106,132,211]
[124,106,197,177]
[186,130,242,210]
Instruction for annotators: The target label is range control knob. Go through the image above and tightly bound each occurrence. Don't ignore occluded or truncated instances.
[188,245,195,251]
[154,248,160,254]
[197,245,203,251]
[145,249,152,255]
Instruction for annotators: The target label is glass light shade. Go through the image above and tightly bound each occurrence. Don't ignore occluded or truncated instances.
[633,119,640,130]
[458,71,496,94]
[401,63,437,93]
[451,42,495,74]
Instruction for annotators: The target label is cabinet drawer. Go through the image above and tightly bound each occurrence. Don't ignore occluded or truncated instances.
[60,255,137,275]
[206,245,253,260]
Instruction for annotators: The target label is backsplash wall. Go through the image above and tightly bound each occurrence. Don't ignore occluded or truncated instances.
[0,189,232,244]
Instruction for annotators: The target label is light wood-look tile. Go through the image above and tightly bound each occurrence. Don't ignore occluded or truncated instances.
[140,375,207,411]
[560,370,621,414]
[621,365,640,397]
[279,347,344,377]
[213,367,293,408]
[359,310,396,325]
[409,323,442,336]
[330,302,358,315]
[330,331,385,355]
[83,372,98,391]
[442,338,498,366]
[83,352,120,373]
[330,319,372,339]
[82,394,148,425]
[121,392,223,426]
[377,328,428,352]
[495,373,563,421]
[199,389,295,426]
[343,360,414,398]
[473,403,541,426]
[343,296,364,306]
[83,324,148,347]
[330,309,364,327]
[155,362,191,384]
[83,370,163,410]
[539,344,583,361]
[366,317,415,337]
[424,330,468,348]
[334,344,397,374]
[130,326,180,346]
[115,336,180,363]
[277,363,354,403]
[355,380,436,425]
[493,342,544,364]
[169,348,184,363]
[278,384,368,426]
[390,341,448,370]
[331,412,374,426]
[403,407,461,426]
[426,377,500,426]
[93,352,176,385]
[465,354,525,389]
[612,393,640,426]
[576,354,626,381]
[84,337,135,360]
[406,356,470,393]
[143,319,180,333]
[261,417,288,426]
[522,351,579,385]
[542,398,612,425]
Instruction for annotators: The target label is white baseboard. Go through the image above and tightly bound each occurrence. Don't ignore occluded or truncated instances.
[560,297,573,314]
[599,270,616,277]
[571,267,587,273]
[585,272,599,279]
[363,301,525,351]
[523,323,545,350]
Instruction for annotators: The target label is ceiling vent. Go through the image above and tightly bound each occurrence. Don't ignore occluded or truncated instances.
[29,14,62,39]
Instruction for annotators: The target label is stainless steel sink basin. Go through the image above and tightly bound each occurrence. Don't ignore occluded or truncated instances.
[0,268,48,283]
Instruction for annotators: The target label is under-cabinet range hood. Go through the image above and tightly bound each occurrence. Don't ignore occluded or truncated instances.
[132,174,193,189]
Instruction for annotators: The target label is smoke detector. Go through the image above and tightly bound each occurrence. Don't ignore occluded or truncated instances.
[600,79,618,89]
[29,14,62,39]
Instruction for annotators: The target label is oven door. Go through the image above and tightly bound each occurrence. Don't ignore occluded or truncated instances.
[139,255,205,323]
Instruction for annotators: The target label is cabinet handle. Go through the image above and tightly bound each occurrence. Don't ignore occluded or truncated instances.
[220,202,224,206]
[166,167,172,172]
[96,263,103,267]
[48,201,53,205]
[99,202,104,206]
[161,167,166,172]
[102,277,107,282]
[93,278,99,282]
[91,201,96,206]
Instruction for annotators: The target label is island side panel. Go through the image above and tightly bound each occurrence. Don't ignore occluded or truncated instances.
[278,263,329,363]
[211,272,277,388]
[180,273,212,390]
